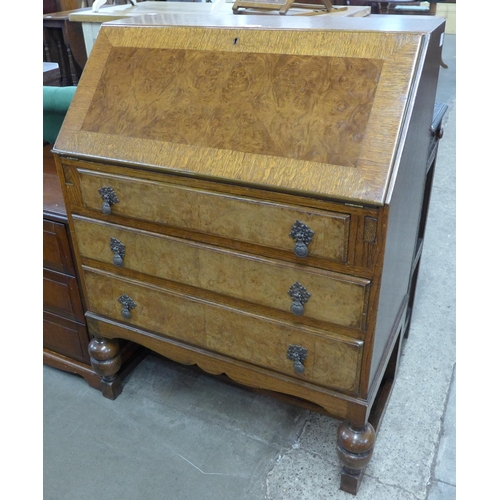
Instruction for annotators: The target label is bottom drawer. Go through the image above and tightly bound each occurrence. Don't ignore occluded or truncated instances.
[43,268,85,322]
[83,268,363,394]
[43,311,90,364]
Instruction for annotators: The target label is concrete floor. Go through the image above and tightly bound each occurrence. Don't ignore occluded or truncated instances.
[43,34,456,500]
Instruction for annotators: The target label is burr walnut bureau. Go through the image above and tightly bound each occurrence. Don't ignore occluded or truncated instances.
[52,13,446,494]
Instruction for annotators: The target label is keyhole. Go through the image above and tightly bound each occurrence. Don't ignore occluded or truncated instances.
[233,37,239,45]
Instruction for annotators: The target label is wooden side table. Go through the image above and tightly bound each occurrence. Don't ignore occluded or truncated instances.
[43,8,88,86]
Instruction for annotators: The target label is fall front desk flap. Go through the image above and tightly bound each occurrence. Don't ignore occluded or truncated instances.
[53,15,445,206]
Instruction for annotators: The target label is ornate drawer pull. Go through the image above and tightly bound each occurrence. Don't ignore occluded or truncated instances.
[287,345,308,374]
[118,294,136,319]
[288,282,311,316]
[110,237,125,267]
[98,186,119,215]
[290,220,314,258]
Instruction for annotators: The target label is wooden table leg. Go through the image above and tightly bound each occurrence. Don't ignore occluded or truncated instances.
[337,421,376,494]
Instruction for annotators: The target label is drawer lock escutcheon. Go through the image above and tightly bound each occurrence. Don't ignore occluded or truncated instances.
[118,294,136,319]
[287,345,308,374]
[98,186,119,215]
[110,237,126,267]
[288,282,311,316]
[290,220,314,258]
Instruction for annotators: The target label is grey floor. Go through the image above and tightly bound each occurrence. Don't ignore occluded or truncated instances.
[43,35,456,500]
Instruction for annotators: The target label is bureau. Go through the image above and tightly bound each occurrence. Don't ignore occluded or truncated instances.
[52,13,445,494]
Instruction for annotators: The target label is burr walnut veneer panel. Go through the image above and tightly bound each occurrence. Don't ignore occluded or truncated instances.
[56,24,425,205]
[82,48,382,167]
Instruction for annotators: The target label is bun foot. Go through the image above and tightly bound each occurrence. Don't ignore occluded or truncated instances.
[88,336,123,400]
[336,420,376,494]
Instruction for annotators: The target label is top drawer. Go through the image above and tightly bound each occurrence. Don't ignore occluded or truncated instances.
[71,168,351,265]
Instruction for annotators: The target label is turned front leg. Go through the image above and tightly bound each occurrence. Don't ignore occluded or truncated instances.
[88,336,123,400]
[336,420,376,495]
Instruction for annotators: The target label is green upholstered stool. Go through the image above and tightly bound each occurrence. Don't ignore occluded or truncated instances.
[43,85,77,144]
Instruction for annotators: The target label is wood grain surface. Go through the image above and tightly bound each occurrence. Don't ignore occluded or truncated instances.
[82,48,381,168]
[76,167,351,263]
[54,24,424,205]
[50,21,447,489]
[73,216,370,329]
[83,267,363,393]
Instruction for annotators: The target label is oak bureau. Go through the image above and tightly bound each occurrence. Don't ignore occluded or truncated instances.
[52,13,446,494]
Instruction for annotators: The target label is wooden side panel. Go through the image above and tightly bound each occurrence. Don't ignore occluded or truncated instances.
[367,26,444,391]
[83,268,363,393]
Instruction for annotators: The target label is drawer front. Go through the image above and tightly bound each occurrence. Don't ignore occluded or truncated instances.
[74,218,370,330]
[76,170,350,264]
[43,268,85,323]
[43,311,90,364]
[83,269,362,393]
[43,219,75,275]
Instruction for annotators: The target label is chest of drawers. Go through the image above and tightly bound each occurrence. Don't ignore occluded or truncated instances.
[53,14,445,494]
[43,145,90,375]
[43,145,143,397]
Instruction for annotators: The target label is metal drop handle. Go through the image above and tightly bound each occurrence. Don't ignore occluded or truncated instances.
[98,186,119,215]
[290,220,314,258]
[288,282,311,316]
[118,294,136,319]
[110,237,125,267]
[287,345,308,374]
